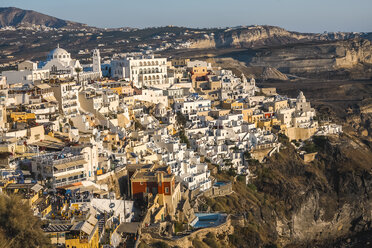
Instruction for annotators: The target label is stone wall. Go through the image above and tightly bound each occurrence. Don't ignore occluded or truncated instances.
[140,216,233,247]
[203,182,233,198]
[286,127,317,141]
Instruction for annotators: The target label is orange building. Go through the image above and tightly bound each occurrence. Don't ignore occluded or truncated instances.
[130,165,181,216]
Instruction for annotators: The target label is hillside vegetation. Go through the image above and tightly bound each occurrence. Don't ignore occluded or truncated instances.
[0,194,50,248]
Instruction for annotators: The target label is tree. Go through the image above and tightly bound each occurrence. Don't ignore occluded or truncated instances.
[179,129,190,148]
[176,112,187,127]
[75,67,82,85]
[244,151,252,159]
[0,194,50,248]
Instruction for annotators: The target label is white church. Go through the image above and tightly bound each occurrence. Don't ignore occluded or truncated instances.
[40,45,102,82]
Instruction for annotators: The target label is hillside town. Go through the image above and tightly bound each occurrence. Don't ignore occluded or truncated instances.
[0,46,342,247]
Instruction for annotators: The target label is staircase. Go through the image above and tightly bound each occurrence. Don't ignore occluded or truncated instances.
[98,215,105,236]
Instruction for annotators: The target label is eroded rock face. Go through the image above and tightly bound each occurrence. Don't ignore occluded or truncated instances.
[189,26,362,49]
[276,178,372,246]
[255,135,372,246]
[249,39,372,77]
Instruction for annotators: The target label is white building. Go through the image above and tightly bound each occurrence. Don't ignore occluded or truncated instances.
[174,96,211,115]
[2,60,50,85]
[31,146,98,188]
[50,81,80,118]
[134,88,168,106]
[41,45,101,81]
[42,45,82,75]
[111,54,170,88]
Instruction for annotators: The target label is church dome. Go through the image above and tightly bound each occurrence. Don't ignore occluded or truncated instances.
[47,45,71,61]
[155,103,167,116]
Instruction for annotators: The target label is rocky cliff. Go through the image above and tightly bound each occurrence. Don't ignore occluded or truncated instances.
[189,25,364,49]
[202,133,372,247]
[269,135,372,246]
[248,38,372,78]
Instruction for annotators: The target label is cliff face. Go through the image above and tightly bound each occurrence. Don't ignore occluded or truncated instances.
[203,133,372,247]
[187,26,372,79]
[249,39,372,76]
[189,26,362,49]
[256,135,372,247]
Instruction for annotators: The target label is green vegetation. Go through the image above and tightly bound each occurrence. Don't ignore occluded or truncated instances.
[134,120,145,130]
[202,232,220,248]
[0,194,50,248]
[179,129,190,148]
[174,221,186,233]
[301,136,328,153]
[176,112,187,127]
[151,241,170,248]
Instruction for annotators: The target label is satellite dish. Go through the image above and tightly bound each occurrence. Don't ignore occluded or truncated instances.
[109,203,115,209]
[83,191,89,199]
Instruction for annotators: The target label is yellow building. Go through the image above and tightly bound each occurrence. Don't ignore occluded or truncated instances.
[257,119,272,130]
[209,109,231,119]
[235,108,254,122]
[10,112,36,123]
[171,58,190,67]
[65,214,99,248]
[248,113,264,126]
[123,96,135,106]
[257,117,282,131]
[221,99,244,110]
[4,183,51,218]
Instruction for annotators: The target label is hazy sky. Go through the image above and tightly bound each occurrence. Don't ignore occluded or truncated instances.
[2,0,372,33]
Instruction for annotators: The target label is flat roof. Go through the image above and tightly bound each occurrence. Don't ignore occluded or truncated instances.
[116,222,140,234]
[35,84,51,90]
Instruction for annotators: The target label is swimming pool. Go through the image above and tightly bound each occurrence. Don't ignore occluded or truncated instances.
[214,181,228,187]
[190,213,227,229]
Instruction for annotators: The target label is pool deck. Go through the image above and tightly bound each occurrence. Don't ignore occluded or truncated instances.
[190,213,228,229]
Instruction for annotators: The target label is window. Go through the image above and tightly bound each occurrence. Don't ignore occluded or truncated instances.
[165,187,169,193]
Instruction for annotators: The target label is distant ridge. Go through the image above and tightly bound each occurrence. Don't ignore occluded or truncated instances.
[0,7,87,29]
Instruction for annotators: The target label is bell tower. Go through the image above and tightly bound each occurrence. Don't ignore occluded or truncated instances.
[92,49,102,77]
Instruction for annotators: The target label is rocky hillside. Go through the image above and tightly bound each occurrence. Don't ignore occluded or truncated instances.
[248,38,372,79]
[200,133,372,247]
[0,7,86,29]
[189,25,367,49]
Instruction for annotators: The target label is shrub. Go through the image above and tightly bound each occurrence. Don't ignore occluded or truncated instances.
[0,194,50,248]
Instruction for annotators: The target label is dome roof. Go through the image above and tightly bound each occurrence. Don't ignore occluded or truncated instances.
[49,48,68,56]
[47,45,70,60]
[155,102,166,110]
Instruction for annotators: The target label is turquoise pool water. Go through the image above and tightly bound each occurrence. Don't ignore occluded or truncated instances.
[190,213,227,229]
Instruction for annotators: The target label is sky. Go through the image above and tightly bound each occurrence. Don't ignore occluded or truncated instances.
[1,0,372,33]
